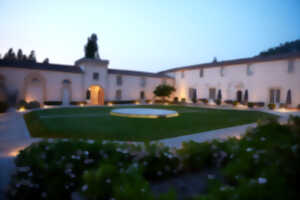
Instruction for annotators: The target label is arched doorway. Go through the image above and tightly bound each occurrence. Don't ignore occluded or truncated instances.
[236,90,243,103]
[88,85,104,105]
[62,80,72,105]
[23,73,46,104]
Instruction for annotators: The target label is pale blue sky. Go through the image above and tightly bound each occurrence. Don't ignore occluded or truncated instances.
[0,0,299,72]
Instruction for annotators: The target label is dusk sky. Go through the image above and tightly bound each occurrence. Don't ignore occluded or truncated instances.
[1,0,299,72]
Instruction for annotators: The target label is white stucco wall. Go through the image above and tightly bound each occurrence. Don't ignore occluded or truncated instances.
[170,58,300,107]
[106,74,173,101]
[0,67,84,103]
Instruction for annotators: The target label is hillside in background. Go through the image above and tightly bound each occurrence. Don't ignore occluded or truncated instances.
[258,39,300,57]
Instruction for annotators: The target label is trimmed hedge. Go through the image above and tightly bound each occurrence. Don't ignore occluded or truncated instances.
[247,102,255,108]
[268,103,276,110]
[70,101,87,105]
[44,101,62,105]
[105,100,135,105]
[17,100,40,109]
[0,101,9,113]
[199,98,208,104]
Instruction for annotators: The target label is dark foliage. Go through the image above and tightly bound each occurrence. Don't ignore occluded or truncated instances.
[258,39,300,57]
[84,33,99,59]
[44,101,62,105]
[0,101,9,113]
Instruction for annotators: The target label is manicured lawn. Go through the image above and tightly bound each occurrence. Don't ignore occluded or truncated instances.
[24,105,276,141]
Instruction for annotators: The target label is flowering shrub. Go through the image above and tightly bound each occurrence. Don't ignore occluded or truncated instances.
[6,117,300,200]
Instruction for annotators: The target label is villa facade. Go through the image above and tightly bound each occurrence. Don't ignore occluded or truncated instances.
[0,52,300,107]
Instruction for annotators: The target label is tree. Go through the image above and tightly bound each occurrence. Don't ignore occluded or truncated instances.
[84,33,100,59]
[216,89,222,105]
[28,50,36,62]
[153,84,175,102]
[17,49,23,60]
[286,89,292,105]
[3,48,16,60]
[43,58,49,64]
[244,89,248,103]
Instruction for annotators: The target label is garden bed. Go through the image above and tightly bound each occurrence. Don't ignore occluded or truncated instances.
[6,117,300,199]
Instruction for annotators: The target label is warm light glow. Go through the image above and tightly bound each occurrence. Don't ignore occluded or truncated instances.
[8,146,26,157]
[164,102,169,105]
[107,102,113,106]
[235,135,241,140]
[135,101,140,105]
[79,103,85,107]
[18,106,26,112]
[43,105,49,109]
[148,101,153,104]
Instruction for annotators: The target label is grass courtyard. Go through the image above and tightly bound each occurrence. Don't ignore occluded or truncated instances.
[24,105,276,141]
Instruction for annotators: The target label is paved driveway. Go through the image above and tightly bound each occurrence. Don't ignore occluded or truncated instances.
[0,110,40,200]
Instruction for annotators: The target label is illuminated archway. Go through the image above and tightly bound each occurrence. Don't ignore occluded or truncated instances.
[23,72,46,104]
[88,85,104,105]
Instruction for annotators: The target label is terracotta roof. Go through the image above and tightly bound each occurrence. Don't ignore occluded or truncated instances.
[108,68,172,78]
[75,58,109,66]
[0,59,83,73]
[159,52,300,74]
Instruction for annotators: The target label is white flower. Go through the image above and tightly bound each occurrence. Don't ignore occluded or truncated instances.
[84,151,89,156]
[260,137,266,142]
[141,188,145,192]
[207,174,216,180]
[84,159,94,164]
[246,147,253,152]
[81,184,88,191]
[253,153,259,160]
[219,186,227,191]
[106,179,111,184]
[143,161,148,166]
[258,177,267,184]
[87,139,94,144]
[157,171,163,176]
[69,173,76,178]
[291,144,298,153]
[18,166,30,172]
[47,138,54,143]
[41,192,47,198]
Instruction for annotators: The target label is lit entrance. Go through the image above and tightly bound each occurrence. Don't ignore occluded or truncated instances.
[88,85,104,105]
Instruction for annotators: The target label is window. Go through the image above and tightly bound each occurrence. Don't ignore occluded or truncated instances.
[209,88,216,100]
[140,77,146,87]
[63,79,71,84]
[86,90,91,100]
[31,78,40,83]
[140,91,145,99]
[181,71,184,78]
[269,89,280,104]
[188,88,197,102]
[220,67,224,77]
[247,64,253,76]
[199,68,204,78]
[116,89,122,100]
[93,72,99,80]
[116,75,122,86]
[288,60,294,73]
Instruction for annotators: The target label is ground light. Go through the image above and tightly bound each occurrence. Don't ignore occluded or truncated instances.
[18,106,26,112]
[107,102,113,106]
